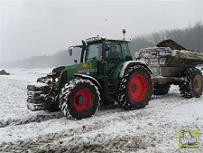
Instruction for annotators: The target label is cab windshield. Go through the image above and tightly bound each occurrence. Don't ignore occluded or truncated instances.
[85,43,102,62]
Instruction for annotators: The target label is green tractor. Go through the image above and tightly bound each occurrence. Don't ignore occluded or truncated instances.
[27,36,152,119]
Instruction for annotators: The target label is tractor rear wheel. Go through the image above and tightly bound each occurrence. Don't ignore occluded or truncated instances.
[59,78,101,120]
[153,84,170,95]
[117,65,152,110]
[179,68,203,98]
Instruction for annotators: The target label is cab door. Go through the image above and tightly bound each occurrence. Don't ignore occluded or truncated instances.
[83,42,103,76]
[104,41,124,76]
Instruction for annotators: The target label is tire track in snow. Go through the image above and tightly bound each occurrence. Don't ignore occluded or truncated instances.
[0,112,64,128]
[0,108,153,152]
[0,104,121,128]
[0,94,202,153]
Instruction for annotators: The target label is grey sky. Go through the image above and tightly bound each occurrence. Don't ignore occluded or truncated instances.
[0,0,203,62]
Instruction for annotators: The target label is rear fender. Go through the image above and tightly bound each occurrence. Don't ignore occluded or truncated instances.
[120,60,152,78]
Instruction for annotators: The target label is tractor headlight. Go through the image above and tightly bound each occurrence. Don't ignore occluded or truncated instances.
[159,58,166,65]
[55,78,59,82]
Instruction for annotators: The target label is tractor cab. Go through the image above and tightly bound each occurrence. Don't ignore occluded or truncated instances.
[86,37,132,76]
[68,36,132,78]
[84,36,132,63]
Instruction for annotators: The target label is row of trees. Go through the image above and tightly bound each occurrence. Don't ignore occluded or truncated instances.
[129,23,203,54]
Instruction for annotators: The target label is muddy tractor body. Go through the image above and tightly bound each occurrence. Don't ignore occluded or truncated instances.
[136,40,203,98]
[27,37,152,119]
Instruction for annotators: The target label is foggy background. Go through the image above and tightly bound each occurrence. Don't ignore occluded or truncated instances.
[0,0,203,68]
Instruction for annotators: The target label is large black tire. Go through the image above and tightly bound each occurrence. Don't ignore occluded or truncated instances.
[117,65,152,110]
[153,84,170,95]
[59,78,101,120]
[179,68,203,98]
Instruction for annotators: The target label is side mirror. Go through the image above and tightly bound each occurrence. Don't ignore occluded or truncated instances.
[68,47,72,56]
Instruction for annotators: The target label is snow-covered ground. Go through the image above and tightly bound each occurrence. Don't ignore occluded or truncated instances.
[0,68,203,153]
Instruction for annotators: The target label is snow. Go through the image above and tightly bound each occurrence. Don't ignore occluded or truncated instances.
[0,68,203,152]
[0,68,51,123]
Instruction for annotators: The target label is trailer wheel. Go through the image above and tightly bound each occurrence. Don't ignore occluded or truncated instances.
[153,84,170,95]
[59,78,100,120]
[179,68,203,98]
[117,65,152,110]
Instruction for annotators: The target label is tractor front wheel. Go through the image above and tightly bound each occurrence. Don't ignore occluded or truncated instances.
[117,65,152,110]
[59,78,101,120]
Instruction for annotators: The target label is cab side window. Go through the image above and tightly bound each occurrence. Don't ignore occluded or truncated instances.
[121,43,132,60]
[121,43,131,58]
[106,42,123,59]
[105,42,123,74]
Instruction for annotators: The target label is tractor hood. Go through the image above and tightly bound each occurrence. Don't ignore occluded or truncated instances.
[62,60,98,81]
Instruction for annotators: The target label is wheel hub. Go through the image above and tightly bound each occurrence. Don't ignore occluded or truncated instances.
[128,74,148,102]
[193,75,203,93]
[73,88,93,112]
[76,96,84,104]
[131,84,137,92]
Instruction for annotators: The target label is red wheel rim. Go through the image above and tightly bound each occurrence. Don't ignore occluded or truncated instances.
[128,74,148,102]
[73,88,93,112]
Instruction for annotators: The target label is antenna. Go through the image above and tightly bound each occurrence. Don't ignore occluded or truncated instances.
[102,18,108,38]
[122,29,126,40]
